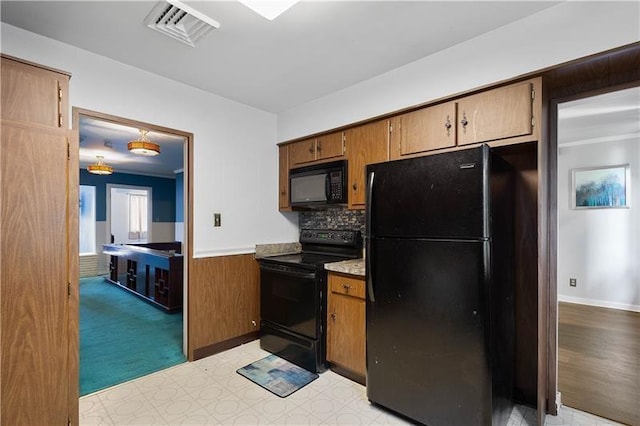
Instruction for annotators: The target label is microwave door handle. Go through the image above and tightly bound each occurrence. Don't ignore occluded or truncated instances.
[325,173,331,202]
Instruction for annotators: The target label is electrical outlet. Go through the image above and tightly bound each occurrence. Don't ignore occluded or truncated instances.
[214,213,221,227]
[569,278,577,287]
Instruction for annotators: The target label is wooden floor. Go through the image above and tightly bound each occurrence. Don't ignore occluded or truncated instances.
[558,302,640,426]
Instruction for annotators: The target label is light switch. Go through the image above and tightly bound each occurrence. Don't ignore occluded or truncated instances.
[214,213,221,227]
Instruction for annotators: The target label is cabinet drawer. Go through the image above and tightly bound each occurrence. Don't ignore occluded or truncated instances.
[329,273,365,299]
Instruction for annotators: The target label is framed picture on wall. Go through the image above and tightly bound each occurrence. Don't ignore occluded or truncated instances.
[572,164,630,209]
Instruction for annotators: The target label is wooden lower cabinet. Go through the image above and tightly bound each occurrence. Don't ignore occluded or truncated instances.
[326,272,366,380]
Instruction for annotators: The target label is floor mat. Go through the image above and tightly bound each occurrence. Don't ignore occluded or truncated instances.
[236,354,319,398]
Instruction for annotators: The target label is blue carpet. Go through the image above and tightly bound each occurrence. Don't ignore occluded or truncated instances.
[237,354,319,398]
[80,276,185,396]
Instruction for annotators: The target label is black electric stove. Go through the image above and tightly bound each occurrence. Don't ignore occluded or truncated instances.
[258,229,362,372]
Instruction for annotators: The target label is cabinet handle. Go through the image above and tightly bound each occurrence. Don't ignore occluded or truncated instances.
[460,113,468,134]
[330,313,336,321]
[342,284,351,292]
[444,115,452,136]
[251,320,257,327]
[309,143,315,154]
[352,183,357,191]
[317,140,322,153]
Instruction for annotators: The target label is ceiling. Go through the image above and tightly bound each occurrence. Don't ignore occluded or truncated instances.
[558,87,640,147]
[4,1,635,176]
[0,1,561,113]
[79,116,185,177]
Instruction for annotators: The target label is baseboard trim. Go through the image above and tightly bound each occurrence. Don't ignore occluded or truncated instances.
[558,295,640,312]
[329,363,366,386]
[192,331,259,360]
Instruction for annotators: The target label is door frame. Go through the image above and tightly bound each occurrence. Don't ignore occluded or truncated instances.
[542,43,640,420]
[72,107,194,358]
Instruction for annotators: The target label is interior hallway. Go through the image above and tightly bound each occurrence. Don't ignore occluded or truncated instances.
[558,302,640,425]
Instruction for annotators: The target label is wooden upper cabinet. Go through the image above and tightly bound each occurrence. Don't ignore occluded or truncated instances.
[288,131,345,167]
[288,138,317,166]
[1,55,69,128]
[389,101,457,160]
[345,120,389,209]
[278,145,290,211]
[457,80,534,146]
[315,131,344,161]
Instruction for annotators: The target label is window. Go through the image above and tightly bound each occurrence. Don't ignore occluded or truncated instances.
[79,185,96,254]
[128,193,148,241]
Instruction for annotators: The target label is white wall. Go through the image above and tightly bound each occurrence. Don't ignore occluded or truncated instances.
[0,23,299,257]
[558,139,640,311]
[277,2,640,141]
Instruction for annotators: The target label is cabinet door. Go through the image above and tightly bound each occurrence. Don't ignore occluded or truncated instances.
[345,120,389,209]
[1,57,69,128]
[1,124,73,425]
[457,81,533,146]
[288,138,317,166]
[316,131,344,161]
[390,102,456,160]
[278,145,290,211]
[327,278,366,377]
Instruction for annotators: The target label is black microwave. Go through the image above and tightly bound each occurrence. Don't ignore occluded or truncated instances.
[289,160,347,208]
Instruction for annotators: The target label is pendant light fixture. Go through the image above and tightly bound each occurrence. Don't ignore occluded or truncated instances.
[128,129,160,156]
[87,155,113,175]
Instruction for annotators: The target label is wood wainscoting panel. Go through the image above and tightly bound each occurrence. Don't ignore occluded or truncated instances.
[189,254,260,359]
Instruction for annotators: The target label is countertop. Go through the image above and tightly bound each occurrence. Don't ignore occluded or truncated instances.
[324,258,365,277]
[254,242,301,259]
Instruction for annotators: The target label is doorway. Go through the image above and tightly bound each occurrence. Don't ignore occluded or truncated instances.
[108,185,153,244]
[74,108,192,394]
[555,87,640,425]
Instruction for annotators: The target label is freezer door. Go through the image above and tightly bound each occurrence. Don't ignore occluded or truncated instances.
[366,145,488,239]
[366,238,492,426]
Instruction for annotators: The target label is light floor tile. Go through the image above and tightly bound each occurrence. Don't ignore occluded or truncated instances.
[199,393,252,423]
[80,339,625,426]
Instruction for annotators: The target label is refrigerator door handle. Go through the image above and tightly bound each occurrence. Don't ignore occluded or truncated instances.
[366,170,375,302]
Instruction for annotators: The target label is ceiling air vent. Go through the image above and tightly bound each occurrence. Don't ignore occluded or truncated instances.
[144,0,220,47]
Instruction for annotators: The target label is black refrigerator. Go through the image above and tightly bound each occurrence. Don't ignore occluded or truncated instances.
[365,145,515,426]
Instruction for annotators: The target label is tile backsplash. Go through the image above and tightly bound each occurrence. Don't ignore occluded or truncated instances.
[299,208,365,234]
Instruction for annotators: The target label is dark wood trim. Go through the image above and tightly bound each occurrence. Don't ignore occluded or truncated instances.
[192,332,259,360]
[541,43,640,419]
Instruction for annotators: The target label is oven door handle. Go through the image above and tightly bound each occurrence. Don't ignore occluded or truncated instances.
[260,265,316,280]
